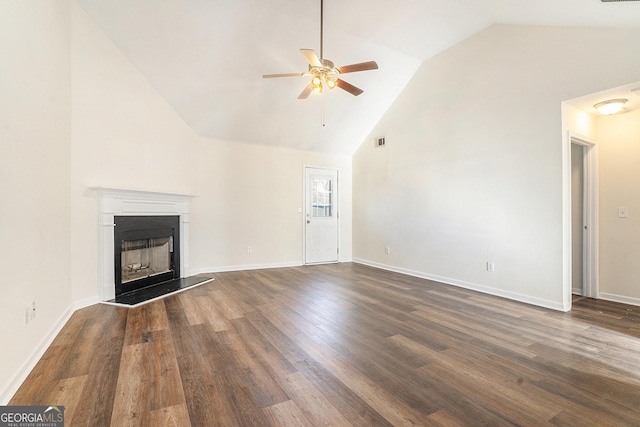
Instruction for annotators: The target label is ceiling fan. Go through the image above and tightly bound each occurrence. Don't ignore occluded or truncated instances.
[263,0,378,99]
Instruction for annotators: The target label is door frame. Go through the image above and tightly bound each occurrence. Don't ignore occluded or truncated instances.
[563,132,599,308]
[303,165,340,265]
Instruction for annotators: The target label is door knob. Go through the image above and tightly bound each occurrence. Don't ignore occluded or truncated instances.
[307,220,310,223]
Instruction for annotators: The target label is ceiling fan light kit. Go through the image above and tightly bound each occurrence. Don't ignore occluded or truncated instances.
[263,0,378,99]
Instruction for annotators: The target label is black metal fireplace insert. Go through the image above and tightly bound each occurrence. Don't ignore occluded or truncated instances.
[114,215,180,296]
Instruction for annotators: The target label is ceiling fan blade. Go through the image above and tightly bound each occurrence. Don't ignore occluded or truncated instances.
[298,84,313,100]
[301,49,322,67]
[263,73,304,78]
[337,61,378,74]
[336,79,363,96]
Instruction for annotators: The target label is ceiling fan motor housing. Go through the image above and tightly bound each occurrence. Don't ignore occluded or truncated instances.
[320,59,335,69]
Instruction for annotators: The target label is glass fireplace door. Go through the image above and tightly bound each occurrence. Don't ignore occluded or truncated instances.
[121,236,173,284]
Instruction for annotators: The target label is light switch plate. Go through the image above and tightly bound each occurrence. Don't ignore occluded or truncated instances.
[618,207,629,218]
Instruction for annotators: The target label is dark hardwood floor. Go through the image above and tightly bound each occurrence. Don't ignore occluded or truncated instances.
[10,263,640,426]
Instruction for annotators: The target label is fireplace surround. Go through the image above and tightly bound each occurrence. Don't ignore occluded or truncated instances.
[93,188,193,301]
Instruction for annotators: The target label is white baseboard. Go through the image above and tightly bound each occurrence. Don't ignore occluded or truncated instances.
[190,261,303,276]
[190,260,357,276]
[74,295,100,310]
[0,302,76,405]
[352,258,568,312]
[598,292,640,307]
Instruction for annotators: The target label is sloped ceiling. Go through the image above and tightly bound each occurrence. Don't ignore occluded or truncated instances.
[75,0,640,154]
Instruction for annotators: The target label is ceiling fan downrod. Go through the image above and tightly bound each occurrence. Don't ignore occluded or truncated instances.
[320,0,324,60]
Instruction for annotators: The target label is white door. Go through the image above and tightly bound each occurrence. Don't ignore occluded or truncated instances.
[305,167,339,264]
[571,143,585,296]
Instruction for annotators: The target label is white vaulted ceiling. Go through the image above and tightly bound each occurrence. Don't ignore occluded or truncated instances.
[75,0,640,154]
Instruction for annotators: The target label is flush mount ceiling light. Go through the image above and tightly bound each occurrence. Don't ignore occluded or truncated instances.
[594,98,628,115]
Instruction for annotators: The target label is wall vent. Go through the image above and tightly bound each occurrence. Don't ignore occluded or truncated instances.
[375,136,386,147]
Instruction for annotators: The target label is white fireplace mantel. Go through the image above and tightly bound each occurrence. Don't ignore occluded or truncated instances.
[92,187,194,301]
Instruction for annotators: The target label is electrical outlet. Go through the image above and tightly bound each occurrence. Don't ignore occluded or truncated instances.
[247,246,252,254]
[32,300,36,320]
[385,247,391,255]
[486,262,495,273]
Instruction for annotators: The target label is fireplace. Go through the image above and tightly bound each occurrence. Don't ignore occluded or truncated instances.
[93,187,193,302]
[114,215,180,296]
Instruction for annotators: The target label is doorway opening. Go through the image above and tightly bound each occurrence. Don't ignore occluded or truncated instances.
[568,133,599,304]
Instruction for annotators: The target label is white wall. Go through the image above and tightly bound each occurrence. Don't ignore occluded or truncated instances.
[0,1,72,403]
[191,140,352,273]
[597,108,640,304]
[70,2,200,302]
[563,104,598,142]
[353,25,640,310]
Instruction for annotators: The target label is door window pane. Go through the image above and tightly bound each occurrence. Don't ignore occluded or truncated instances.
[312,177,332,217]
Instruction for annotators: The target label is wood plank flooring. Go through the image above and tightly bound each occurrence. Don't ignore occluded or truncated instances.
[10,263,640,426]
